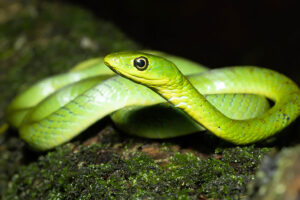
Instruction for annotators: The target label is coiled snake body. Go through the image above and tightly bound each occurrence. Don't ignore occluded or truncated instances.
[6,51,300,151]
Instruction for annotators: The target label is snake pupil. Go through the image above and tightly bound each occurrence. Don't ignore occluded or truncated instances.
[134,57,148,70]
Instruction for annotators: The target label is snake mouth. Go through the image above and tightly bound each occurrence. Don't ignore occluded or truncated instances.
[104,55,168,87]
[104,60,128,78]
[105,62,119,75]
[104,54,150,80]
[104,58,122,76]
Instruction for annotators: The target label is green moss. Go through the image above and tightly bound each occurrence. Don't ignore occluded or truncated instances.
[168,146,269,199]
[4,144,269,199]
[0,137,26,197]
[0,0,139,196]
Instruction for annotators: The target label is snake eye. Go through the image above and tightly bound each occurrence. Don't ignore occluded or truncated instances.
[133,56,148,71]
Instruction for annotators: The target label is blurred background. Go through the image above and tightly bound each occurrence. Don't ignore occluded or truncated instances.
[65,0,300,84]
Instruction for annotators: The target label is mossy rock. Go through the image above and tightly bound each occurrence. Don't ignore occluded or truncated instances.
[0,0,138,197]
[1,0,294,199]
[247,145,300,200]
[4,143,269,200]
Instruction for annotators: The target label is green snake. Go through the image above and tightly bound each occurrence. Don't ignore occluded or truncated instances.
[5,51,300,151]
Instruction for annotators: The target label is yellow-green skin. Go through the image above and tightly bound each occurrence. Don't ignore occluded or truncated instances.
[6,51,299,151]
[105,51,300,145]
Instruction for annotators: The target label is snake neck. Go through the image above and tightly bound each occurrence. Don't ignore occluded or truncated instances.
[156,72,232,133]
[152,67,300,144]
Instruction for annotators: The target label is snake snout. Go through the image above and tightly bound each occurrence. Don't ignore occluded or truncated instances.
[104,55,118,72]
[104,55,114,67]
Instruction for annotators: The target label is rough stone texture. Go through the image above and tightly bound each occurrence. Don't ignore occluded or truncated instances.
[248,146,300,200]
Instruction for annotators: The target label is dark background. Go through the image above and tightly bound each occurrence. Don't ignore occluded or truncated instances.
[64,0,300,84]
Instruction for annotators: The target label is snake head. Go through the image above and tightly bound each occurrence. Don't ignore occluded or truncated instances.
[104,51,182,88]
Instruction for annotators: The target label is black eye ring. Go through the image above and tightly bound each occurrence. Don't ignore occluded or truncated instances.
[133,56,148,71]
